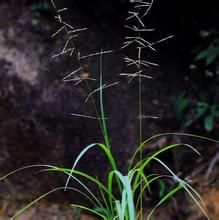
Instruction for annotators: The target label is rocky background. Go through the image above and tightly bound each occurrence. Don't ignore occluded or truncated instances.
[0,0,218,219]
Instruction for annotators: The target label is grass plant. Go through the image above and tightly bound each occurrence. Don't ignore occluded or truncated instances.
[1,0,218,219]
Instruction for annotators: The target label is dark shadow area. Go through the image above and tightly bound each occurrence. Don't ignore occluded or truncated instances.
[0,0,218,219]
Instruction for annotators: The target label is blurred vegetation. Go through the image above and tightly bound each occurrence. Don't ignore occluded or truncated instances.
[29,1,50,25]
[5,0,219,133]
[174,34,219,132]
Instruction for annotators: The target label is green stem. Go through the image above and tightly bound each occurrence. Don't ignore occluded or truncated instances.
[100,50,111,148]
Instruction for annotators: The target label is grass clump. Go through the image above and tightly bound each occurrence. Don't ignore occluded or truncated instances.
[1,0,217,219]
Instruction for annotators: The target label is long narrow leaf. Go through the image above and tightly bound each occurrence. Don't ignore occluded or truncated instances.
[134,143,200,188]
[129,132,218,171]
[11,187,95,220]
[70,204,107,219]
[147,184,183,220]
[153,158,209,219]
[65,143,118,190]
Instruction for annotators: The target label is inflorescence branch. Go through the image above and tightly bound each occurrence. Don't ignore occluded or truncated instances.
[50,0,118,121]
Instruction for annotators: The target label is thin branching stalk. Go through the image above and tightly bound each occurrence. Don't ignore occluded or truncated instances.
[0,1,216,220]
[122,1,155,218]
[50,0,114,148]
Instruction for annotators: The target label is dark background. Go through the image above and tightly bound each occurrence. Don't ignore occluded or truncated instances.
[0,0,219,219]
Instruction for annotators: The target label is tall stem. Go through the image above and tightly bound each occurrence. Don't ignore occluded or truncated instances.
[100,50,111,148]
[137,8,143,220]
[51,2,108,145]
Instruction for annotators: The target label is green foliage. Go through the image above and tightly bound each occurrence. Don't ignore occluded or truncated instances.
[158,180,166,198]
[174,35,219,132]
[196,38,219,65]
[173,92,190,117]
[30,2,49,25]
[174,92,219,132]
[0,1,214,220]
[1,68,214,219]
[0,138,210,220]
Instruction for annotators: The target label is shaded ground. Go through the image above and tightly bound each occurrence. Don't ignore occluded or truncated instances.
[0,178,218,220]
[0,2,218,220]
